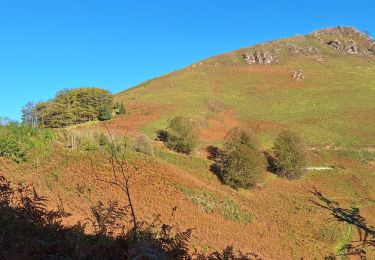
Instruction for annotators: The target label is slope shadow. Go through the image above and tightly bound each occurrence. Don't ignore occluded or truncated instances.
[0,175,260,259]
[311,188,375,258]
[206,145,225,184]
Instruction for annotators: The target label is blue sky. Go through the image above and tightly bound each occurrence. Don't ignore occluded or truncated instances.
[1,0,374,120]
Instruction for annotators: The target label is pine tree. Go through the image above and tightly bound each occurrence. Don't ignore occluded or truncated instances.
[98,104,112,121]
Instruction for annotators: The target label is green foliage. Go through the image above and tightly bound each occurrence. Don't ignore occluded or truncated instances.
[30,87,113,128]
[273,130,306,179]
[0,123,54,162]
[98,104,112,121]
[0,136,26,163]
[132,134,154,156]
[219,128,266,189]
[59,130,109,151]
[165,116,198,154]
[114,102,126,115]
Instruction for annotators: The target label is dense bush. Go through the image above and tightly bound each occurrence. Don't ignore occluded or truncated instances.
[218,128,266,189]
[132,134,154,156]
[273,130,306,179]
[165,116,198,154]
[23,87,113,128]
[0,136,26,162]
[0,123,54,162]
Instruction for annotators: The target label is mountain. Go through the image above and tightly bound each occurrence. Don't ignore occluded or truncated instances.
[112,26,375,147]
[2,27,375,259]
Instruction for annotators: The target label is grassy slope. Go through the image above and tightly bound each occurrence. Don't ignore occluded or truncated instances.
[116,32,375,147]
[3,28,375,259]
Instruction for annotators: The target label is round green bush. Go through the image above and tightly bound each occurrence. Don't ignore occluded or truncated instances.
[166,116,198,154]
[219,128,266,189]
[273,130,306,179]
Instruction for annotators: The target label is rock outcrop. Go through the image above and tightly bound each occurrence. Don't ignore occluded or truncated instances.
[287,44,321,56]
[327,39,344,51]
[311,26,374,55]
[242,51,278,65]
[310,26,370,40]
[327,38,361,54]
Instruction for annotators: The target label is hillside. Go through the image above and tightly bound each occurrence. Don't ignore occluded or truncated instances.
[113,26,375,147]
[2,26,375,259]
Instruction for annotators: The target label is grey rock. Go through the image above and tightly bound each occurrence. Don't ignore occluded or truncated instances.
[288,44,321,56]
[327,39,344,50]
[327,39,367,54]
[311,26,368,39]
[345,39,359,54]
[242,51,278,65]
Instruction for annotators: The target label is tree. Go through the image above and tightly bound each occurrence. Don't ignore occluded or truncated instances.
[94,127,146,241]
[98,105,112,121]
[218,128,266,189]
[32,88,114,128]
[165,116,198,154]
[21,102,37,126]
[273,130,306,179]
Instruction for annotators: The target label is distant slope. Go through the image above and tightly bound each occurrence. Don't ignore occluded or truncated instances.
[115,26,375,147]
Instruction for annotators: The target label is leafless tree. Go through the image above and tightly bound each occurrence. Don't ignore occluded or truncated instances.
[94,125,151,240]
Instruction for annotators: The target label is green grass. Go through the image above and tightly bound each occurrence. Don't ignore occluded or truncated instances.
[155,148,211,174]
[180,187,253,224]
[335,149,375,163]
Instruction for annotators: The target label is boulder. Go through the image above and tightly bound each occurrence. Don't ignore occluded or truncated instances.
[291,70,305,81]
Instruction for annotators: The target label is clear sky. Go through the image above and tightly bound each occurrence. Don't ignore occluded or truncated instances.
[1,0,374,120]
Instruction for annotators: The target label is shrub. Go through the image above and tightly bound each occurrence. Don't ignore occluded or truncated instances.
[0,124,54,162]
[273,130,306,179]
[114,102,126,116]
[132,134,154,156]
[0,136,26,163]
[165,116,198,154]
[118,103,126,115]
[59,130,111,151]
[219,128,266,189]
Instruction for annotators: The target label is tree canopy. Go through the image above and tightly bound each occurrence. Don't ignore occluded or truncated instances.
[23,88,113,128]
